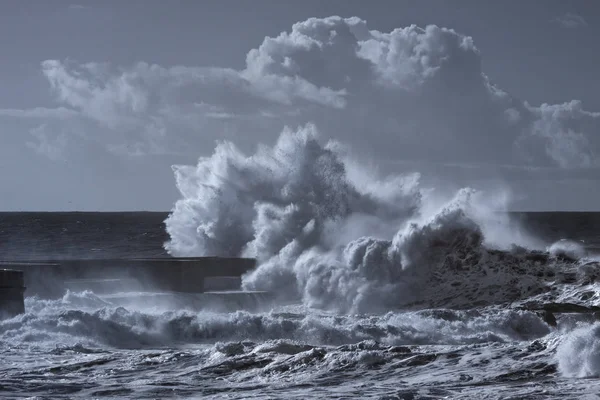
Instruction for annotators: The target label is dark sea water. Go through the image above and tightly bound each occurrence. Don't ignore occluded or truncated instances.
[0,212,169,260]
[1,212,598,260]
[2,212,600,399]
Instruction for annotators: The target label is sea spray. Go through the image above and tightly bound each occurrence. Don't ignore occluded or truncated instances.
[164,124,395,257]
[165,124,541,312]
[548,239,588,260]
[557,323,600,378]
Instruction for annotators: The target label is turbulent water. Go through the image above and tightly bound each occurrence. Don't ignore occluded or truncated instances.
[4,130,600,399]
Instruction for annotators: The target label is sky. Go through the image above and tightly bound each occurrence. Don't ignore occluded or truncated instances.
[1,0,599,211]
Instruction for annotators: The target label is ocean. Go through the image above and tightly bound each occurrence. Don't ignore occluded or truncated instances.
[1,211,600,399]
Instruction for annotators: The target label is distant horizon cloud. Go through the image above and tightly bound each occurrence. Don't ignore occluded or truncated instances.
[26,124,68,161]
[67,4,88,10]
[552,12,588,29]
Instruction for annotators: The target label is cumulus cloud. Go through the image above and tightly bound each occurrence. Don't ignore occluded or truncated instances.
[4,16,600,172]
[553,13,588,29]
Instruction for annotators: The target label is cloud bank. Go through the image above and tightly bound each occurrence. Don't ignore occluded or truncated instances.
[1,16,599,209]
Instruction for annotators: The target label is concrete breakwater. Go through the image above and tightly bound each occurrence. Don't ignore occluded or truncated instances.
[0,257,257,308]
[0,269,26,318]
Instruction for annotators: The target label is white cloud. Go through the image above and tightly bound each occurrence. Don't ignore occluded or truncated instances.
[518,101,600,168]
[4,16,600,173]
[0,107,78,119]
[26,124,68,161]
[553,13,588,29]
[41,60,151,130]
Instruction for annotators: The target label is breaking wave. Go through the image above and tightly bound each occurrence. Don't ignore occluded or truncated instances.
[557,323,600,378]
[164,124,593,313]
[0,292,551,349]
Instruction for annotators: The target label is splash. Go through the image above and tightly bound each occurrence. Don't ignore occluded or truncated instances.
[547,239,587,260]
[165,124,535,313]
[165,124,419,256]
[2,294,551,348]
[557,323,600,378]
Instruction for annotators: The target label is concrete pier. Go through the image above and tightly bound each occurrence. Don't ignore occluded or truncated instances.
[0,269,25,318]
[0,257,256,298]
[101,290,274,312]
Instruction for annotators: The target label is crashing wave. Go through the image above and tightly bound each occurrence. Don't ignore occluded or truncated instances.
[547,239,587,261]
[164,124,598,314]
[2,294,552,348]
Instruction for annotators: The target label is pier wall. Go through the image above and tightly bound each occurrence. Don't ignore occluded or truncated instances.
[0,257,256,298]
[0,269,25,318]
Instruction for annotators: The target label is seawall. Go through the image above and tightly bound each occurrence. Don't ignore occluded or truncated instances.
[0,269,25,318]
[0,257,256,298]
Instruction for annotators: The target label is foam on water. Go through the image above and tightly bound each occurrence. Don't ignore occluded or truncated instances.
[0,293,554,350]
[2,299,590,399]
[557,323,600,378]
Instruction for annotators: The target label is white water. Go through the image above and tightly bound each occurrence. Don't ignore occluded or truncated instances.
[165,125,545,314]
[2,292,554,348]
[2,290,600,399]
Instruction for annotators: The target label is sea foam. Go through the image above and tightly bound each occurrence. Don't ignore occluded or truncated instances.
[557,323,600,378]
